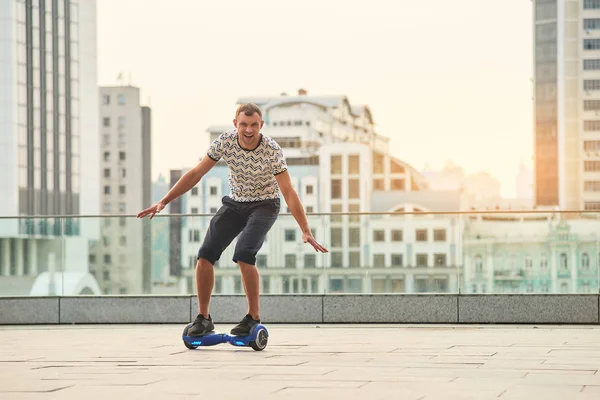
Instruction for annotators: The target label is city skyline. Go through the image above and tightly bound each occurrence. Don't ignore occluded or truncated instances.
[95,0,534,200]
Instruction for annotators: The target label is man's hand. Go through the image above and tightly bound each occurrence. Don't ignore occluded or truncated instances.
[137,201,166,219]
[302,231,328,253]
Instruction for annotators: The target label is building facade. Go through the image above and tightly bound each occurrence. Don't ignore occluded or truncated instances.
[88,86,152,294]
[166,90,463,294]
[0,0,100,295]
[533,0,600,210]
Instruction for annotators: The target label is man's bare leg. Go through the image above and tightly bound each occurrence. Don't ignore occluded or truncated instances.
[238,261,260,320]
[196,257,214,317]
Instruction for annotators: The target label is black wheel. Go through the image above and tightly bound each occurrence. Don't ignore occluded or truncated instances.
[250,327,268,351]
[182,324,197,349]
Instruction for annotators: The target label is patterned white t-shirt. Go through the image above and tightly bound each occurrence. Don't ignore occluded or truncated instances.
[206,129,288,202]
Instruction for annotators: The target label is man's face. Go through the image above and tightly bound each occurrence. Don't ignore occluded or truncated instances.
[234,112,263,149]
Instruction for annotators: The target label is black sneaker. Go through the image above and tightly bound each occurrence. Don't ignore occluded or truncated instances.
[187,314,215,337]
[230,314,260,336]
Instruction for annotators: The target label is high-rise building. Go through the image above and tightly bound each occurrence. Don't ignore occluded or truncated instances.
[533,0,600,210]
[89,86,152,294]
[0,0,100,295]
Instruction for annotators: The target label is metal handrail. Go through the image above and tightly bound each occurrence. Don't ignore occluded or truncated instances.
[0,209,597,219]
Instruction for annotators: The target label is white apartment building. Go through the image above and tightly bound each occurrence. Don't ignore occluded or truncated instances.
[0,0,100,296]
[88,86,152,294]
[168,90,463,294]
[533,0,600,210]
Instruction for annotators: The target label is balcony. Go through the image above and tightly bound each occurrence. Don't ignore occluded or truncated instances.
[1,210,600,325]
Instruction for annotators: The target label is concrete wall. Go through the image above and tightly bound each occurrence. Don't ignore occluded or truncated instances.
[0,294,598,324]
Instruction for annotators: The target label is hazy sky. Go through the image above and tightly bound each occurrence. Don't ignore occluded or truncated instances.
[96,0,533,198]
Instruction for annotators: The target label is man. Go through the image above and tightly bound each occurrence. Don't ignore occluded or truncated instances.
[137,103,328,337]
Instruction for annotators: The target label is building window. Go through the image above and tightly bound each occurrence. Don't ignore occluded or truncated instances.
[331,252,343,267]
[331,228,342,247]
[331,203,342,222]
[103,151,110,162]
[104,254,111,264]
[585,161,600,172]
[584,139,600,149]
[560,253,568,269]
[120,236,127,246]
[584,59,600,70]
[118,93,126,105]
[285,229,295,241]
[103,117,110,127]
[210,207,217,213]
[349,227,360,247]
[119,203,126,212]
[434,229,446,241]
[285,254,296,268]
[584,181,600,192]
[331,155,342,174]
[416,254,428,267]
[103,94,110,105]
[416,229,427,241]
[392,229,403,241]
[118,116,126,128]
[434,254,447,267]
[104,168,110,178]
[306,206,313,213]
[119,185,126,195]
[306,184,313,195]
[585,99,600,111]
[582,253,590,269]
[191,207,198,214]
[257,255,267,268]
[348,155,360,174]
[391,179,405,190]
[191,187,198,195]
[585,0,600,10]
[304,254,316,268]
[348,179,360,198]
[584,80,600,91]
[349,251,360,267]
[584,39,600,50]
[390,160,405,173]
[391,254,403,266]
[189,229,200,242]
[331,179,341,199]
[373,230,384,242]
[373,179,384,190]
[373,152,384,174]
[210,186,217,195]
[119,151,126,161]
[585,201,600,210]
[120,168,126,178]
[373,254,385,267]
[104,185,110,194]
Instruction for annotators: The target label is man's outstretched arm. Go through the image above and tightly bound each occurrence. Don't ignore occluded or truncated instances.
[275,170,328,253]
[137,155,217,219]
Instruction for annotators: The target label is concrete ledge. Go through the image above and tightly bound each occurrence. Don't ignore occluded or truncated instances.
[60,296,191,324]
[0,295,599,324]
[323,294,458,323]
[459,295,600,324]
[191,295,323,323]
[0,297,59,324]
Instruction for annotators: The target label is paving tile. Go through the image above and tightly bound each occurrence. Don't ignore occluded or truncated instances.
[1,324,600,399]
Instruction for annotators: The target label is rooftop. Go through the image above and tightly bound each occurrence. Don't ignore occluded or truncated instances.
[2,323,600,399]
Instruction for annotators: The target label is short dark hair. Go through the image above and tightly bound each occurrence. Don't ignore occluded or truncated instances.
[235,103,262,119]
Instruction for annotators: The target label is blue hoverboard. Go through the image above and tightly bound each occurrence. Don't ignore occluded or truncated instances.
[182,322,269,351]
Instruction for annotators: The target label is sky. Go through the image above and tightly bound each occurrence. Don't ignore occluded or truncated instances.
[96,0,534,198]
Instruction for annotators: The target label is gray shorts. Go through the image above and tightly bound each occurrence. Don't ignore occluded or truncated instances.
[197,195,280,266]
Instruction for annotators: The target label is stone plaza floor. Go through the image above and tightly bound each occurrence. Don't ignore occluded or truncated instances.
[1,323,600,399]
